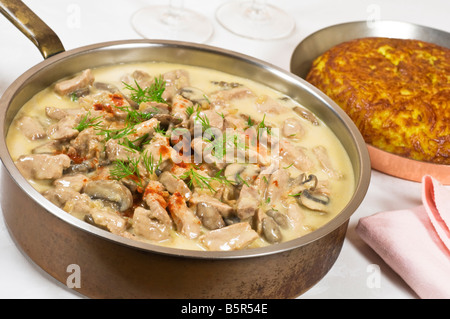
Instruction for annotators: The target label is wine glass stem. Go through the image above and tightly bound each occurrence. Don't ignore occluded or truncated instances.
[246,0,269,21]
[163,0,185,26]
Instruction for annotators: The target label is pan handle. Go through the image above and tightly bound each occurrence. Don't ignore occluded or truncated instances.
[0,0,65,59]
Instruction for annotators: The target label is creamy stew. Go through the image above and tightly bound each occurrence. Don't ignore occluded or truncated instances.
[6,63,354,251]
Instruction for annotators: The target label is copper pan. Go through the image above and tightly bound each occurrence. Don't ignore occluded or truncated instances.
[0,0,370,298]
[290,20,450,184]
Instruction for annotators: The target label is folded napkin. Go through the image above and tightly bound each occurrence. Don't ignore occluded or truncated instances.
[356,175,450,299]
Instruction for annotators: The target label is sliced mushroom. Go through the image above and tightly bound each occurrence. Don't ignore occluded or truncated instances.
[266,209,289,229]
[94,81,119,93]
[289,173,318,195]
[84,214,109,231]
[196,202,226,230]
[298,189,330,212]
[180,86,209,107]
[224,163,260,186]
[83,180,133,212]
[293,106,319,126]
[262,216,282,243]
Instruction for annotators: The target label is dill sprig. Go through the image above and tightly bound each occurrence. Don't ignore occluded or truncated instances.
[110,157,142,187]
[122,75,167,105]
[74,111,103,132]
[257,114,271,135]
[186,104,200,117]
[194,111,211,131]
[115,105,156,124]
[99,124,136,141]
[141,151,163,175]
[110,151,163,188]
[180,168,235,193]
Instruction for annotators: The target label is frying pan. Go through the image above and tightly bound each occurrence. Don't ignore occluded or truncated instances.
[0,0,371,298]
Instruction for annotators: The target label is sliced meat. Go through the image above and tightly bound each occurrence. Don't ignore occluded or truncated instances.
[43,186,80,208]
[211,87,255,103]
[279,140,314,172]
[255,95,289,115]
[282,117,305,139]
[143,132,181,165]
[265,168,289,204]
[287,202,305,230]
[54,69,94,96]
[190,137,225,169]
[191,110,224,130]
[142,181,171,225]
[312,145,343,179]
[188,193,234,218]
[171,94,192,123]
[223,114,248,130]
[45,107,82,120]
[15,154,71,180]
[167,192,201,239]
[46,113,83,141]
[132,207,172,241]
[16,116,46,140]
[105,138,139,162]
[235,185,260,220]
[62,191,129,236]
[32,141,62,155]
[162,69,190,101]
[88,207,128,235]
[125,118,159,144]
[79,91,129,120]
[200,222,258,251]
[63,193,93,219]
[69,127,104,160]
[158,171,192,199]
[53,174,89,192]
[139,101,170,115]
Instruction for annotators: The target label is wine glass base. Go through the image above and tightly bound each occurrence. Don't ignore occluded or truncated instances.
[132,6,213,43]
[216,1,295,40]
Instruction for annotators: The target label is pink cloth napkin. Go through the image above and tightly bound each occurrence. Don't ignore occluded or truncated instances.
[356,175,450,299]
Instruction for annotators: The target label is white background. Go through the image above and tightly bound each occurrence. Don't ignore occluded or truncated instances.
[0,0,449,299]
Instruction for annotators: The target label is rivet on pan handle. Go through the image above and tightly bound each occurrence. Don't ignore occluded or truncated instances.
[0,0,65,59]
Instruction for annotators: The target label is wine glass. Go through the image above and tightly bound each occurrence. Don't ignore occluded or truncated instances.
[131,0,213,43]
[216,0,295,40]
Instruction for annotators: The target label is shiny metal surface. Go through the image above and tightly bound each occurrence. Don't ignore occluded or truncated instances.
[0,39,371,259]
[290,20,450,79]
[0,40,371,298]
[0,1,371,298]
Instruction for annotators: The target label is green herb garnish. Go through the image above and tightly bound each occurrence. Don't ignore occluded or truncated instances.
[179,168,234,193]
[75,111,103,132]
[122,75,167,105]
[141,151,163,176]
[110,156,143,187]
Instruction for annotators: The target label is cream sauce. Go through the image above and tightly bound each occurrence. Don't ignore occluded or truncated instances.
[6,62,355,251]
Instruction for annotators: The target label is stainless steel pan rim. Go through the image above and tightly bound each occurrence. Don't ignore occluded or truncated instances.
[0,39,371,260]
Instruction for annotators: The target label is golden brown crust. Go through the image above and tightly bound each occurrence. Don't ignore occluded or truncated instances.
[306,37,450,164]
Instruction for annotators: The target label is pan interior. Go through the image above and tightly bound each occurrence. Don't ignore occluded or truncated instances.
[0,40,370,259]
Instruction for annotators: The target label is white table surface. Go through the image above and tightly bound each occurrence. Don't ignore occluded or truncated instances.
[0,0,448,299]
